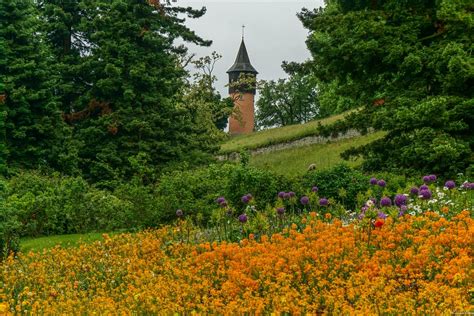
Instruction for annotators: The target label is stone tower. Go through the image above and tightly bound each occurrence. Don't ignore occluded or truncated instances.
[227,38,258,135]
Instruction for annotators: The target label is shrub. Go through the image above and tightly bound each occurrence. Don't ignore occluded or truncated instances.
[0,172,131,238]
[301,164,369,210]
[155,163,300,223]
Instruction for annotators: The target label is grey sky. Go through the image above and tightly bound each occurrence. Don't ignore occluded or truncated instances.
[176,1,323,97]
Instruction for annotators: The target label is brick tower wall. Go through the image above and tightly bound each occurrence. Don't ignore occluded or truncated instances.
[229,92,255,135]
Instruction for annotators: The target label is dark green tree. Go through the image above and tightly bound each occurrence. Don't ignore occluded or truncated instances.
[256,73,319,129]
[300,0,474,176]
[0,0,76,173]
[0,82,6,175]
[58,0,214,183]
[38,0,88,115]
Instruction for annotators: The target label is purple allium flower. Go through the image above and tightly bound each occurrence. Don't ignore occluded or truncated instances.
[394,194,407,207]
[238,214,248,223]
[176,209,184,217]
[420,184,429,191]
[398,210,405,217]
[377,179,386,188]
[289,192,296,198]
[378,212,388,219]
[311,186,319,192]
[319,198,329,206]
[361,206,368,213]
[241,195,250,204]
[429,174,437,182]
[216,197,226,205]
[410,187,419,196]
[300,196,309,205]
[283,192,291,199]
[370,177,378,185]
[467,183,474,190]
[444,180,456,189]
[400,205,408,212]
[422,175,431,183]
[380,197,392,207]
[276,207,285,215]
[278,191,285,198]
[300,196,310,205]
[419,189,432,200]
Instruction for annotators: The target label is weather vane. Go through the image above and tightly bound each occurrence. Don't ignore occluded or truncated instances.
[242,24,245,39]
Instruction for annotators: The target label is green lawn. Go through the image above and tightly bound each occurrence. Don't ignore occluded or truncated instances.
[220,110,358,154]
[20,232,110,252]
[250,131,385,177]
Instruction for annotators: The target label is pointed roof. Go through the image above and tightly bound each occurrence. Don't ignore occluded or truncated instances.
[227,39,258,74]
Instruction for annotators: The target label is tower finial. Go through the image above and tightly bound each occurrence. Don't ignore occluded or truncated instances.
[242,24,245,39]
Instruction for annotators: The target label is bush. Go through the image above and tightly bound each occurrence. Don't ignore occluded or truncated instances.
[1,172,131,238]
[301,164,370,210]
[155,163,300,223]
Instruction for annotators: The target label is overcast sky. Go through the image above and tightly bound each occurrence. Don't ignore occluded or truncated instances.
[175,0,324,97]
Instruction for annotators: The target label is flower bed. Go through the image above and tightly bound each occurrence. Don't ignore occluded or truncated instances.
[1,210,472,314]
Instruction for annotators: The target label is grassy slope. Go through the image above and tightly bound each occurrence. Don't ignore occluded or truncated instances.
[20,233,108,252]
[250,131,385,177]
[220,110,356,154]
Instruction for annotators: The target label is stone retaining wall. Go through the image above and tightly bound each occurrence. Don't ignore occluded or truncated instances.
[217,129,363,161]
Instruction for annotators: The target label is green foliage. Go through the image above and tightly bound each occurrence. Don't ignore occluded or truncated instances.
[299,0,474,176]
[0,0,218,182]
[0,178,21,259]
[2,172,133,237]
[190,52,234,131]
[155,163,299,223]
[256,74,320,129]
[63,0,213,182]
[302,164,370,210]
[0,0,77,173]
[0,80,6,175]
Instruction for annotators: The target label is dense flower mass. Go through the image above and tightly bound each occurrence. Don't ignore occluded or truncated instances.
[394,194,407,207]
[238,214,248,223]
[410,187,419,196]
[380,197,392,207]
[300,196,309,205]
[445,180,456,189]
[420,189,432,200]
[319,198,329,206]
[1,211,472,314]
[377,179,386,187]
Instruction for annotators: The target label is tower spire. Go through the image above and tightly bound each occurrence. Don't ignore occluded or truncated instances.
[242,24,245,39]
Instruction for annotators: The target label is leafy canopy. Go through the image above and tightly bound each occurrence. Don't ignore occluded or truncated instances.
[300,0,474,176]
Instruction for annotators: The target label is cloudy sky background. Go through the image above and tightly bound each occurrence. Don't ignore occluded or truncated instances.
[175,1,324,97]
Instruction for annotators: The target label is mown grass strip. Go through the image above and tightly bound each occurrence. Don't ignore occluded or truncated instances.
[20,232,110,252]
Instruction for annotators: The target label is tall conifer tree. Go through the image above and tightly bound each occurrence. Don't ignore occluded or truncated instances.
[0,0,75,172]
[56,0,213,182]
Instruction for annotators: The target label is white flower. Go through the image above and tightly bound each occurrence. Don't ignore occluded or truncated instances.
[366,200,374,207]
